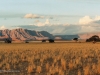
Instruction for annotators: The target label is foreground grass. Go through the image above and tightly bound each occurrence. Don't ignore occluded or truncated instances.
[0,42,100,75]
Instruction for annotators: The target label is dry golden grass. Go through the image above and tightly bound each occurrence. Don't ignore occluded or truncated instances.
[0,42,100,75]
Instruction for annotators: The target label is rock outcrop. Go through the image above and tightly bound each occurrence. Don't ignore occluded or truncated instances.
[0,28,54,41]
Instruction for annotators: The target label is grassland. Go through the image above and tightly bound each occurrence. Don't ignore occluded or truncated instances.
[0,42,100,75]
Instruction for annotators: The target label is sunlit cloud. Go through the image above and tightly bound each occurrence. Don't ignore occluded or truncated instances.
[24,14,44,19]
[36,19,50,26]
[79,16,100,25]
[79,16,93,25]
[11,15,100,35]
[0,25,6,30]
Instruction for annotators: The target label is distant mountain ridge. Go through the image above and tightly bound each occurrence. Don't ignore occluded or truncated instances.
[55,35,79,40]
[0,28,100,41]
[55,32,100,40]
[0,28,54,41]
[79,32,100,39]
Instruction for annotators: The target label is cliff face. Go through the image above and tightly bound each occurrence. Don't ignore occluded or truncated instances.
[0,28,54,41]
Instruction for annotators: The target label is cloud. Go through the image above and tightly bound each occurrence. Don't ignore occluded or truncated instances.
[13,15,100,35]
[79,16,93,25]
[14,24,100,35]
[36,22,45,26]
[35,19,51,26]
[34,20,40,23]
[94,16,100,20]
[45,19,50,25]
[0,26,6,30]
[15,24,81,35]
[35,19,69,27]
[79,26,95,33]
[78,15,100,33]
[24,14,44,19]
[79,16,100,25]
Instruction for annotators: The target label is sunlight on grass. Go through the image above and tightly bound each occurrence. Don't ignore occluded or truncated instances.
[0,42,100,75]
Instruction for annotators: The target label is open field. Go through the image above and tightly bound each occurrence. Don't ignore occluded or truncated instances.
[0,42,100,75]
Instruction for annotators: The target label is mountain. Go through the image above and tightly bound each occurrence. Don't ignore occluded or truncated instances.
[55,32,100,40]
[55,35,79,40]
[0,28,100,41]
[0,28,54,41]
[79,32,100,39]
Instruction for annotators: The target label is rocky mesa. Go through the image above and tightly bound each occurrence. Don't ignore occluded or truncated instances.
[0,28,54,41]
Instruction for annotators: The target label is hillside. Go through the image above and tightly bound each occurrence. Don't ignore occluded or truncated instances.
[55,32,100,40]
[0,28,54,41]
[1,28,100,41]
[79,32,100,39]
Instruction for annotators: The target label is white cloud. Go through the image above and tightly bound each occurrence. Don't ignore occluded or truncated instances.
[35,19,69,27]
[17,15,100,34]
[79,15,100,25]
[36,19,51,26]
[34,20,40,23]
[94,16,100,20]
[79,16,93,25]
[24,14,44,19]
[80,26,95,33]
[78,15,100,33]
[0,26,6,30]
[45,19,50,25]
[36,22,45,26]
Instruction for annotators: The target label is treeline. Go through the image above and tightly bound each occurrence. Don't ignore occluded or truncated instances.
[86,35,100,42]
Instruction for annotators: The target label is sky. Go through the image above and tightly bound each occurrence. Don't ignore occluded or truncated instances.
[1,0,100,34]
